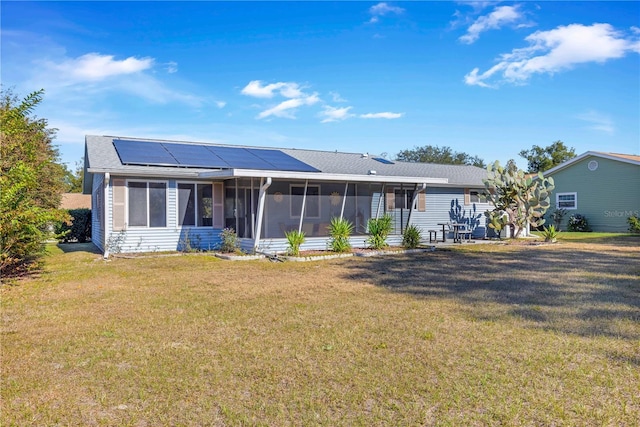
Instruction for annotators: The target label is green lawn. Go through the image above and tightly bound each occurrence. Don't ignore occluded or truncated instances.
[2,235,639,426]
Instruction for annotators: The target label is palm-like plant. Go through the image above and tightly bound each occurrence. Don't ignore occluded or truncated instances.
[328,217,353,253]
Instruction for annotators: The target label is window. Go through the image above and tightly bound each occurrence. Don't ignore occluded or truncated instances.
[290,185,320,218]
[178,183,214,226]
[469,190,486,203]
[556,192,577,210]
[128,181,167,227]
[394,189,414,209]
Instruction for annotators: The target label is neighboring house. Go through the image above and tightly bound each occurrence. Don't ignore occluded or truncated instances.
[60,193,92,210]
[82,135,493,254]
[545,152,640,232]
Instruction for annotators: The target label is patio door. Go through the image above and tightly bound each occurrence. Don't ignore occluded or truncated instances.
[225,186,259,238]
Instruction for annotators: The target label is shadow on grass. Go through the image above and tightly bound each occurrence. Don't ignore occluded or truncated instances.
[343,245,640,340]
[56,242,101,254]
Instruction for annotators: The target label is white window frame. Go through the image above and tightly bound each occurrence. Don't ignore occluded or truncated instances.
[290,184,321,219]
[177,182,215,227]
[556,192,577,210]
[126,180,168,228]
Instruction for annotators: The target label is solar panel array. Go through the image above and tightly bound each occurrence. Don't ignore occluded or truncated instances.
[113,139,320,173]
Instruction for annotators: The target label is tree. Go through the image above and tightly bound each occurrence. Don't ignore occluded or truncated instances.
[1,88,68,275]
[483,160,555,238]
[395,145,486,168]
[63,159,84,193]
[518,141,576,173]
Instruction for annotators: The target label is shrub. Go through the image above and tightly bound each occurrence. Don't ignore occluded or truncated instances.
[402,224,422,249]
[328,217,353,253]
[366,214,393,250]
[628,215,640,233]
[567,214,591,232]
[541,224,559,242]
[285,230,305,256]
[55,208,91,243]
[218,227,239,253]
[551,208,568,231]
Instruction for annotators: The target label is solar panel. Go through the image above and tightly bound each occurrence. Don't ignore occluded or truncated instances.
[112,139,320,172]
[114,139,179,166]
[248,149,320,172]
[207,146,274,170]
[162,142,229,168]
[372,157,394,165]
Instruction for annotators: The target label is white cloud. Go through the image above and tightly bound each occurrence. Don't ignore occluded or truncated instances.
[257,93,320,120]
[166,61,178,73]
[459,5,524,44]
[241,80,304,98]
[47,52,154,81]
[465,23,640,87]
[329,91,347,102]
[368,2,405,24]
[319,106,354,123]
[576,110,615,134]
[360,112,404,119]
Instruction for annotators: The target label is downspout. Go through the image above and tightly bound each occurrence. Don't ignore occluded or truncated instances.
[298,180,308,233]
[406,183,426,229]
[253,177,272,252]
[339,182,349,219]
[103,173,111,259]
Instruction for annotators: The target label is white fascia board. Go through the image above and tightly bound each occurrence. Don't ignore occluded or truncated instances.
[87,167,203,179]
[198,168,449,184]
[546,151,640,175]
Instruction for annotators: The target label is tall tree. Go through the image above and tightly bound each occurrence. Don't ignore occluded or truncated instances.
[1,88,68,275]
[519,141,576,173]
[63,159,84,193]
[396,145,485,168]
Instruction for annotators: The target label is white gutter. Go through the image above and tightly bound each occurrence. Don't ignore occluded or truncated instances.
[253,177,272,252]
[406,183,427,228]
[103,173,110,259]
[198,168,448,184]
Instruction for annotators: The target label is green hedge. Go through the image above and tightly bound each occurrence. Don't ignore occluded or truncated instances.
[55,208,91,243]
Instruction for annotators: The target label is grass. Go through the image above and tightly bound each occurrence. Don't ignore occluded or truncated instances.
[2,236,639,426]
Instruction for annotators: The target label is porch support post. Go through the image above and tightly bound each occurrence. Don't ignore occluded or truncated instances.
[406,183,426,228]
[253,177,272,252]
[234,179,239,234]
[339,182,349,219]
[298,180,308,233]
[375,183,386,219]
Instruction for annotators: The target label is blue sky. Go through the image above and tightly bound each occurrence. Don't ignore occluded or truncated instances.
[2,1,639,170]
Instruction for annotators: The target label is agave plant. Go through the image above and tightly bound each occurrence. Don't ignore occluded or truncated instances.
[284,229,305,256]
[541,224,559,243]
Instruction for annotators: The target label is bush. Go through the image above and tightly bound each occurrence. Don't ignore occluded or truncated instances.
[402,224,422,249]
[328,217,353,253]
[55,208,91,243]
[218,227,239,253]
[366,214,393,250]
[628,215,640,234]
[567,214,591,232]
[285,230,305,256]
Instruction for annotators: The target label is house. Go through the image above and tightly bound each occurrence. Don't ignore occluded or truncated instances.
[82,135,493,255]
[545,152,640,232]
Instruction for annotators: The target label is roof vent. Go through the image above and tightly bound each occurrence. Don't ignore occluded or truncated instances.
[368,170,377,175]
[361,153,369,158]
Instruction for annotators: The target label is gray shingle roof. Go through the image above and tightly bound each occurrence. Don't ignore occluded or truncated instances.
[84,135,487,190]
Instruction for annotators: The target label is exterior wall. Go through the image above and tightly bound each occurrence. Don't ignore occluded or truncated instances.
[549,157,640,232]
[103,176,224,254]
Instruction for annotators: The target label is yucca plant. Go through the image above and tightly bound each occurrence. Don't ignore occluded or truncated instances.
[366,214,393,250]
[402,224,422,249]
[284,229,305,256]
[541,224,559,243]
[328,217,353,253]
